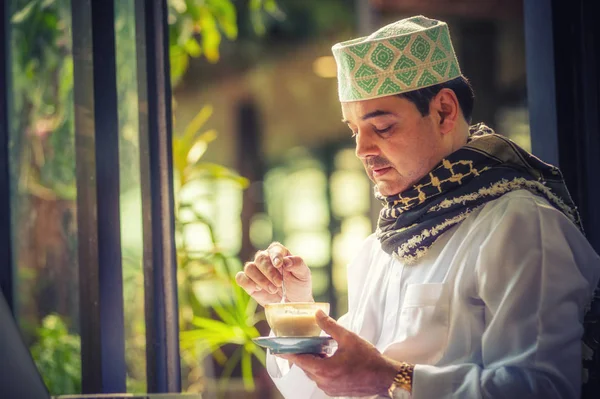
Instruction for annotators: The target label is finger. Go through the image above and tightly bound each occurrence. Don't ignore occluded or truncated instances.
[275,353,297,362]
[235,272,281,305]
[287,353,327,374]
[315,310,347,342]
[267,242,291,269]
[244,262,279,294]
[282,256,311,281]
[277,352,325,362]
[251,290,284,307]
[277,355,319,380]
[254,251,283,286]
[235,271,261,294]
[303,369,319,383]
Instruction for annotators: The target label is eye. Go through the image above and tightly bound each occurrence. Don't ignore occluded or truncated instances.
[373,124,394,134]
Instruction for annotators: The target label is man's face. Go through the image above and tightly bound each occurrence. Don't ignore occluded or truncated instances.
[342,95,447,197]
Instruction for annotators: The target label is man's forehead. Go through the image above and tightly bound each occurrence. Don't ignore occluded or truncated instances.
[341,96,406,122]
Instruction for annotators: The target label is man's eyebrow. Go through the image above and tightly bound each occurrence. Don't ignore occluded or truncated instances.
[361,110,395,120]
[341,110,396,125]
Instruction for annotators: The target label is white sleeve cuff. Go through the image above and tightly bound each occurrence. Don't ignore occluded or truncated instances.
[266,351,321,399]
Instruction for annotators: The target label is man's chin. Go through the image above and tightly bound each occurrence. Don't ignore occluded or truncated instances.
[376,182,404,197]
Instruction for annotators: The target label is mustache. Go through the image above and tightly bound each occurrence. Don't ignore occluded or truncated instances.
[366,156,392,169]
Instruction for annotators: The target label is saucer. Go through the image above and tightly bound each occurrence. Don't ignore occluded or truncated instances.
[253,336,337,355]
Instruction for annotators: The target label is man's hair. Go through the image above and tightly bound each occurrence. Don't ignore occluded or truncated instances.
[398,76,475,123]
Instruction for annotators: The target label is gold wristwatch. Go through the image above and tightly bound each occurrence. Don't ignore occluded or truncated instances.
[387,362,415,397]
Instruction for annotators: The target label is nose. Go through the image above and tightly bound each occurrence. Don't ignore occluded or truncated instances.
[355,130,379,159]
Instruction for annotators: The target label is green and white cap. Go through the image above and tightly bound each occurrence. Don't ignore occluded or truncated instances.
[332,15,462,102]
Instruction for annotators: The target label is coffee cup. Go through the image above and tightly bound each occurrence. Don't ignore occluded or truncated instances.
[265,302,330,337]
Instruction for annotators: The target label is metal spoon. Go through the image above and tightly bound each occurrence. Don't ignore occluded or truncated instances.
[280,269,286,303]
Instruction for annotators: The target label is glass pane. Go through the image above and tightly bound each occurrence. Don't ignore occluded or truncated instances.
[8,0,151,394]
[114,0,146,393]
[8,0,81,395]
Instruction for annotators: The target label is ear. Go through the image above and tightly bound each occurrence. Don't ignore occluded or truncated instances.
[432,88,459,135]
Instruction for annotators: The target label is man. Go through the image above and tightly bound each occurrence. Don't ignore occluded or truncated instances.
[235,16,600,398]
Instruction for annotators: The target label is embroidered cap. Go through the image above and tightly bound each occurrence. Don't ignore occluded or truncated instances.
[332,15,462,102]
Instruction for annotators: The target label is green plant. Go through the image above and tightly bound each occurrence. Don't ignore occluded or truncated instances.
[172,104,249,315]
[180,257,266,392]
[169,0,284,85]
[30,314,82,396]
[9,0,282,203]
[172,105,267,393]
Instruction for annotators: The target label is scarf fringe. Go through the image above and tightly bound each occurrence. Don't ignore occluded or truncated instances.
[427,177,578,225]
[393,178,577,264]
[395,207,479,264]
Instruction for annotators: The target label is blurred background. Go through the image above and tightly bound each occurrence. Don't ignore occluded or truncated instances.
[5,0,529,397]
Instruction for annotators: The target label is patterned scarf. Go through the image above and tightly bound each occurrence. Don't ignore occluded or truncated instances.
[375,123,582,264]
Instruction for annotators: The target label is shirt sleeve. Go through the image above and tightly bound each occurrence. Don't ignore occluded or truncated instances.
[266,353,323,399]
[411,195,600,399]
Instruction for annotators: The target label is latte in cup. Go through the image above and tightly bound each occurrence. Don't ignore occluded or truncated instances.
[265,302,330,337]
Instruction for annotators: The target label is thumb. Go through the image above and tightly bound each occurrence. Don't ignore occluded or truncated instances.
[315,309,346,341]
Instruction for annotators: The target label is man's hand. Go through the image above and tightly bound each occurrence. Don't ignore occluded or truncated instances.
[280,310,402,398]
[235,242,313,306]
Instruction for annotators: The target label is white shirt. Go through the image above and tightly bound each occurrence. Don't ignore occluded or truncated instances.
[266,190,600,398]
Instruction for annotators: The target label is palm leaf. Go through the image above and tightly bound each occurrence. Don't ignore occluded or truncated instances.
[241,348,255,390]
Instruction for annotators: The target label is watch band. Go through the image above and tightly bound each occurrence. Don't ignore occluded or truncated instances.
[387,362,415,397]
